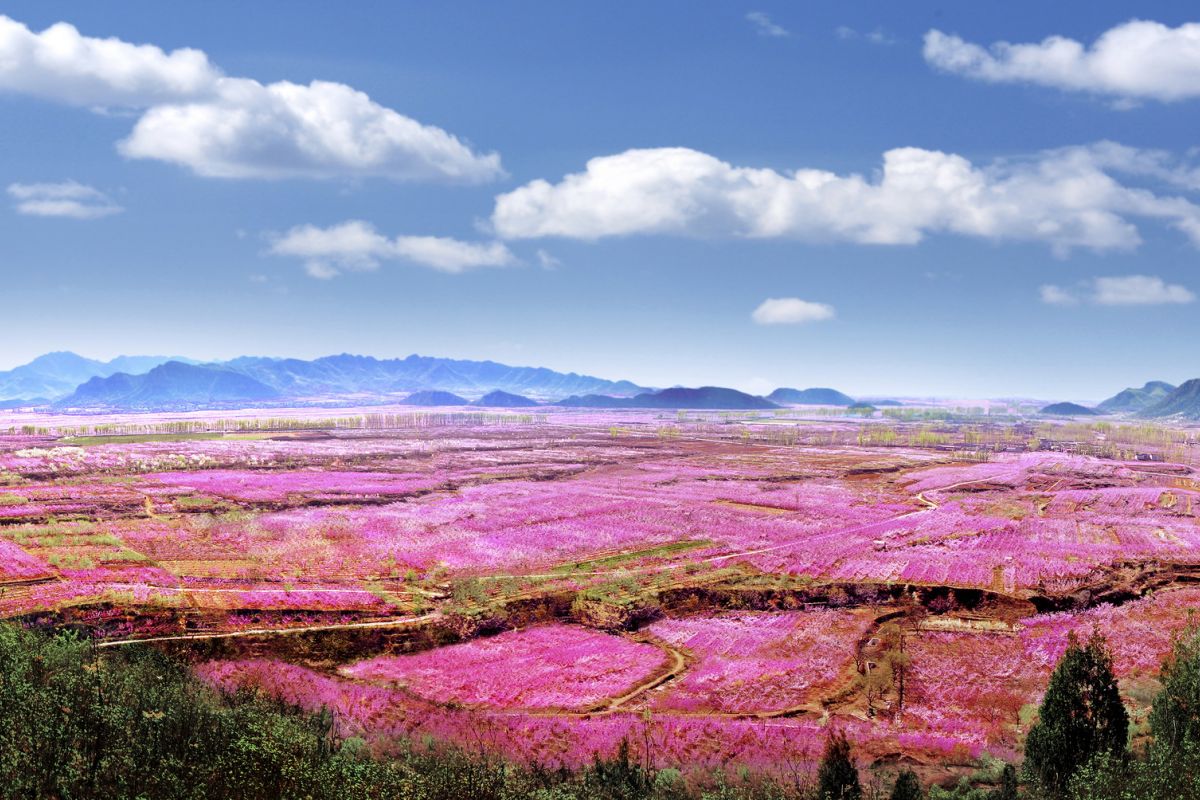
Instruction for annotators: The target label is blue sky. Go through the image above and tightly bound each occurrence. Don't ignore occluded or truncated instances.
[2,1,1198,400]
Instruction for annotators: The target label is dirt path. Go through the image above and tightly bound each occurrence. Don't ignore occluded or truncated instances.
[95,611,442,648]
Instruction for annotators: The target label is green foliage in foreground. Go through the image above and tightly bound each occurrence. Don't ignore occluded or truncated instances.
[0,623,799,800]
[9,621,1200,799]
[1022,632,1128,796]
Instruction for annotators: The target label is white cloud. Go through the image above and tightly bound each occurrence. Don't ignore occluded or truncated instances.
[752,297,836,325]
[747,12,789,38]
[1093,275,1196,305]
[836,26,895,45]
[119,78,502,182]
[269,220,516,278]
[0,15,501,182]
[0,15,217,108]
[535,249,561,270]
[1039,284,1080,306]
[924,21,1200,102]
[1041,275,1195,307]
[491,144,1200,253]
[7,180,123,218]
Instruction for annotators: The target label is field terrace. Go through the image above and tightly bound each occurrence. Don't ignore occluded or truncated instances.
[2,407,1200,777]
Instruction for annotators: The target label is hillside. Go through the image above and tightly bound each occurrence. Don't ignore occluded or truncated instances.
[1141,379,1200,420]
[59,362,280,410]
[559,386,778,410]
[222,354,644,402]
[0,352,185,401]
[471,390,540,407]
[1040,401,1098,416]
[767,387,855,406]
[1097,381,1177,413]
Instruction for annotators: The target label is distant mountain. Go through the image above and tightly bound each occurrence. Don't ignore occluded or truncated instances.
[471,390,540,408]
[1097,381,1177,414]
[767,387,855,406]
[1141,379,1200,420]
[1040,402,1098,416]
[217,354,644,402]
[0,351,647,409]
[400,390,469,406]
[560,386,778,410]
[59,362,280,410]
[0,351,187,401]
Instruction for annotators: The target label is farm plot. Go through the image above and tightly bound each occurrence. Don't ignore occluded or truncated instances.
[343,624,670,711]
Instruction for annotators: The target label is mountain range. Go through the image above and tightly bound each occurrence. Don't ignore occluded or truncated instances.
[0,352,191,402]
[0,352,649,410]
[10,350,1200,418]
[1139,379,1200,420]
[1096,381,1177,414]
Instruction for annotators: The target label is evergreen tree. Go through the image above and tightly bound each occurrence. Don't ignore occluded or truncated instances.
[1023,631,1128,796]
[989,764,1018,800]
[890,769,923,800]
[1149,618,1200,751]
[817,731,862,800]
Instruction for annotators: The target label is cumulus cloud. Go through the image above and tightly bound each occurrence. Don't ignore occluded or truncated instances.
[751,297,836,325]
[1041,275,1196,306]
[0,15,216,108]
[7,180,123,218]
[0,15,501,182]
[119,79,502,181]
[269,220,516,279]
[491,144,1200,253]
[924,20,1200,102]
[747,12,789,38]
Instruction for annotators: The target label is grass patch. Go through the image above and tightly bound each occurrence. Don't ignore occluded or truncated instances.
[551,539,711,573]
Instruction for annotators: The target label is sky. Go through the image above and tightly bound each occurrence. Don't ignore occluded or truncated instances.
[1,1,1199,401]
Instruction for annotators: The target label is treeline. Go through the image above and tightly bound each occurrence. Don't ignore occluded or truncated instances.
[8,412,546,438]
[5,622,1200,799]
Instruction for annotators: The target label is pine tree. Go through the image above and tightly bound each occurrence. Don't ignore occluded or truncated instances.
[817,731,862,800]
[1149,618,1200,750]
[990,764,1018,800]
[1023,631,1128,796]
[890,768,922,800]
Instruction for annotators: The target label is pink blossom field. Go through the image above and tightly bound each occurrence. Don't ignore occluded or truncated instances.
[3,408,1200,774]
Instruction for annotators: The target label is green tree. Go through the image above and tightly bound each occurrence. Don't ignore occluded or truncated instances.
[817,731,861,800]
[890,769,923,800]
[1023,631,1128,796]
[989,764,1018,800]
[1149,618,1200,750]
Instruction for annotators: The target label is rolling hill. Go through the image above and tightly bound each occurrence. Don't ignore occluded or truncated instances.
[558,386,778,410]
[1040,402,1098,416]
[471,390,540,408]
[1097,381,1176,414]
[767,387,855,406]
[1141,379,1200,420]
